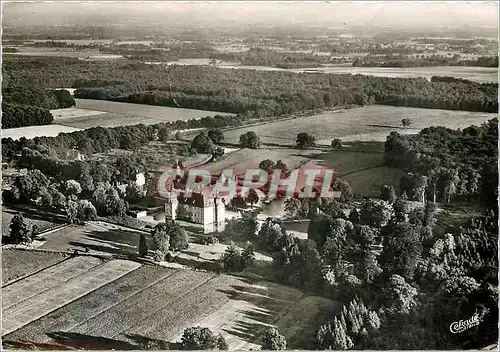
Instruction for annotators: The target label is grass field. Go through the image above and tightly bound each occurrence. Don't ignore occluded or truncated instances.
[4,259,339,350]
[201,147,314,176]
[1,249,68,285]
[294,66,498,83]
[313,145,405,197]
[314,150,385,175]
[1,124,82,140]
[52,99,234,129]
[198,143,401,197]
[342,165,406,197]
[221,106,496,145]
[51,107,108,120]
[7,49,122,60]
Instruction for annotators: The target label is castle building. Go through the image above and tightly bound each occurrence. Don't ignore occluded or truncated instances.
[164,187,226,230]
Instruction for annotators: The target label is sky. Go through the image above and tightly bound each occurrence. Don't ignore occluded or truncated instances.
[3,1,498,30]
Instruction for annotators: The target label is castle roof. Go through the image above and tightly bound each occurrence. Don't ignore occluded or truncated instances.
[174,186,220,208]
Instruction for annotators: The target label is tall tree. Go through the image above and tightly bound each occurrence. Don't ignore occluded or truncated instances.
[77,200,97,221]
[64,179,82,197]
[380,222,422,280]
[151,222,170,254]
[359,199,392,228]
[380,184,396,203]
[191,132,215,154]
[241,241,255,267]
[65,199,79,224]
[105,188,126,216]
[221,241,243,272]
[7,213,32,244]
[167,221,189,251]
[139,233,148,257]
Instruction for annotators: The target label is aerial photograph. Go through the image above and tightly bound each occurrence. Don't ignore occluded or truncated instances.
[1,1,498,350]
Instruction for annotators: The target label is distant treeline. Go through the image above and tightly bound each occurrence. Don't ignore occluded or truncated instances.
[212,47,332,68]
[353,55,498,68]
[1,87,75,129]
[4,56,498,116]
[454,56,498,68]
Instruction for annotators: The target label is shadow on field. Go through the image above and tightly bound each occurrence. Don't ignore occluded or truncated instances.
[3,206,65,224]
[217,283,297,345]
[68,228,147,256]
[222,319,271,341]
[46,331,137,350]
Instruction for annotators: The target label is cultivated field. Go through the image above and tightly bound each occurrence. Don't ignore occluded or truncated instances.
[52,99,233,129]
[1,124,82,140]
[4,259,339,350]
[2,249,67,285]
[2,257,140,336]
[221,106,496,145]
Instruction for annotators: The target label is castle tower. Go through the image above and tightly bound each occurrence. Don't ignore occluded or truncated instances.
[213,196,226,231]
[164,190,178,221]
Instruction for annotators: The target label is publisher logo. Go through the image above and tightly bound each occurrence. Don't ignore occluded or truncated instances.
[449,315,480,334]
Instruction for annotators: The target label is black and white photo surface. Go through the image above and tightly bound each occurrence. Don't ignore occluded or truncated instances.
[1,1,498,350]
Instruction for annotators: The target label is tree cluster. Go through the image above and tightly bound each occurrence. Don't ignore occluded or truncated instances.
[2,104,54,129]
[2,87,75,128]
[219,241,255,272]
[2,213,39,245]
[180,326,227,350]
[239,131,261,149]
[150,220,189,261]
[296,133,316,149]
[384,118,498,207]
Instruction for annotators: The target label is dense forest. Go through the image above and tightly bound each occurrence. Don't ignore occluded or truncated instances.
[2,104,54,129]
[4,56,497,116]
[3,87,75,110]
[2,87,75,128]
[384,118,498,208]
[310,207,498,349]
